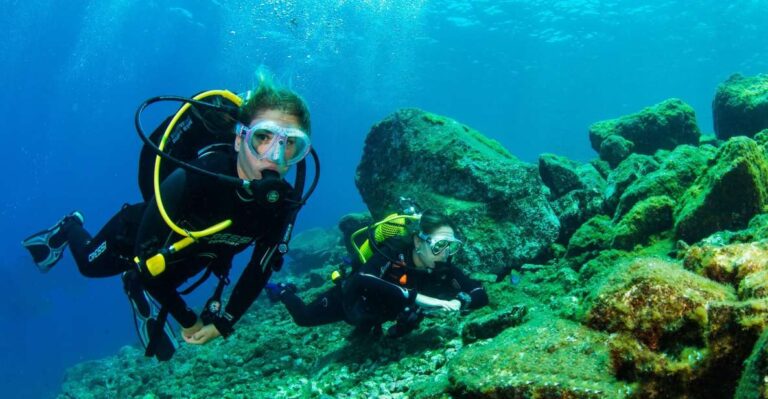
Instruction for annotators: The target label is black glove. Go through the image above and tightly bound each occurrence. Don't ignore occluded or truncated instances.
[386,306,424,338]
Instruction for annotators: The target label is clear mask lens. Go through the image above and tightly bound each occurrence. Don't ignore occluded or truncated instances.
[239,121,311,166]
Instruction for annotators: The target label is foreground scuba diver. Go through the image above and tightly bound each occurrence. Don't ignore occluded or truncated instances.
[267,209,488,338]
[21,74,319,360]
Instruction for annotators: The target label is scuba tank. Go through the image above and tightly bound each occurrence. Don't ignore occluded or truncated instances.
[137,92,239,202]
[333,197,422,284]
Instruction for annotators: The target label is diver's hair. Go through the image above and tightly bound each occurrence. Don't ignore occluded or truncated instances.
[418,209,454,235]
[238,67,311,134]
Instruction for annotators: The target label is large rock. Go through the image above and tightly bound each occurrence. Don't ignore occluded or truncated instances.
[566,215,613,259]
[683,241,768,300]
[603,154,659,213]
[611,195,675,250]
[538,153,605,199]
[585,257,741,398]
[435,317,633,399]
[735,327,768,399]
[674,137,768,243]
[551,189,606,244]
[713,74,768,140]
[589,98,701,158]
[613,145,716,220]
[356,109,560,273]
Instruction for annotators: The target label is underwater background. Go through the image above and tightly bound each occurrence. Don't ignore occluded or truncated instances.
[2,0,768,397]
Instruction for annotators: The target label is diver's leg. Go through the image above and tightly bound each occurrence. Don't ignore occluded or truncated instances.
[68,203,146,277]
[279,285,345,327]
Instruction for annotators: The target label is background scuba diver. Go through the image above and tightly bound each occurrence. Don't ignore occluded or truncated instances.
[267,210,489,338]
[21,75,315,360]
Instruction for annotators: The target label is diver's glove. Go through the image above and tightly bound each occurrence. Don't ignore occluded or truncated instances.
[456,292,472,310]
[264,282,297,303]
[386,306,424,338]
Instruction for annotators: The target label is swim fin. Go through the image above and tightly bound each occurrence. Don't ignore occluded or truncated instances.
[122,270,178,361]
[21,211,84,273]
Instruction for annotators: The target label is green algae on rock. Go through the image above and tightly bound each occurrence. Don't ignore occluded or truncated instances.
[589,98,701,157]
[674,136,768,243]
[713,73,768,140]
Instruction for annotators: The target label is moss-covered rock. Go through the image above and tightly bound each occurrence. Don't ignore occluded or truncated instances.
[713,74,768,139]
[735,326,768,399]
[551,189,606,244]
[585,257,734,350]
[566,215,614,260]
[538,153,605,199]
[585,257,742,398]
[604,154,659,213]
[600,134,635,168]
[613,145,716,220]
[674,137,768,243]
[437,317,635,399]
[589,98,701,157]
[611,196,675,250]
[683,241,768,300]
[356,109,560,273]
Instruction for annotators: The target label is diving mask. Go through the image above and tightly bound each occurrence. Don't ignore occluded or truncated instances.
[237,120,311,166]
[418,232,463,256]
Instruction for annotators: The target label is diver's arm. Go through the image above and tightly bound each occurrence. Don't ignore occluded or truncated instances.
[213,243,274,337]
[415,293,461,311]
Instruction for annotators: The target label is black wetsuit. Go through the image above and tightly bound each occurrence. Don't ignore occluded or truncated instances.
[64,148,290,335]
[280,238,489,329]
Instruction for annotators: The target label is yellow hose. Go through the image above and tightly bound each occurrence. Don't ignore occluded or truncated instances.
[153,90,243,241]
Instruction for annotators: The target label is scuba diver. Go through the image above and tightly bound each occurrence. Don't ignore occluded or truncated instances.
[266,208,488,338]
[21,72,319,361]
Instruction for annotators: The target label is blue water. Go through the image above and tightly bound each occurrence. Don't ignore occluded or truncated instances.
[2,1,766,397]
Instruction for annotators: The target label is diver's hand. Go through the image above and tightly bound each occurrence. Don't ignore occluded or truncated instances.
[181,318,204,341]
[415,293,461,312]
[443,299,462,312]
[184,324,221,345]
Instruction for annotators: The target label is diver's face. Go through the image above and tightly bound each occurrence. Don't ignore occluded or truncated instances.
[414,225,455,269]
[235,109,301,180]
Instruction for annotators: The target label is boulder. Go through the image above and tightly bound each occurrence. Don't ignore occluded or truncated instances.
[551,189,606,244]
[599,134,635,168]
[604,154,659,212]
[683,241,768,300]
[589,98,701,157]
[713,74,768,139]
[674,137,768,243]
[566,215,613,259]
[439,317,633,399]
[356,109,560,273]
[611,195,675,250]
[585,257,741,398]
[735,327,768,399]
[614,145,716,220]
[538,153,605,199]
